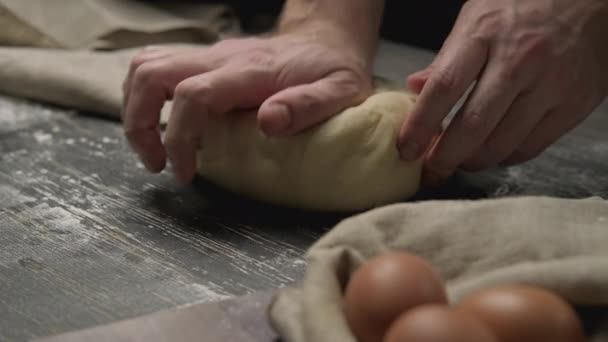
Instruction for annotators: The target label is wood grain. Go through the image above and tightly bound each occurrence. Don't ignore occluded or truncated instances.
[0,99,336,341]
[1,41,607,341]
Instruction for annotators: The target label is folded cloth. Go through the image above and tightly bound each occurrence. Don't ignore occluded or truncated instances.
[0,0,239,119]
[0,0,239,49]
[0,47,136,118]
[269,196,608,342]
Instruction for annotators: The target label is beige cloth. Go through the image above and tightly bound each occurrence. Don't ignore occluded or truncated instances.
[0,47,137,117]
[0,0,239,49]
[0,0,238,118]
[1,4,607,341]
[269,196,608,342]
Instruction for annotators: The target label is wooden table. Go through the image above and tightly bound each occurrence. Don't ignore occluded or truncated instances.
[1,41,607,341]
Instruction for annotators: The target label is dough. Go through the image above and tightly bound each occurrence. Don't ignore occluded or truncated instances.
[196,81,422,212]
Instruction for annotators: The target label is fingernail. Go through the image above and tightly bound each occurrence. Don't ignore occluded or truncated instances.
[260,104,291,136]
[399,140,421,161]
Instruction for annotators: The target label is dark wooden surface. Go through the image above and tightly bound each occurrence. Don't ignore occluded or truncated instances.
[0,99,337,341]
[0,41,607,342]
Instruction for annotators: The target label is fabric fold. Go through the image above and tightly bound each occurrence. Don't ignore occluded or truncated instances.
[0,0,239,49]
[269,196,608,342]
[0,0,239,118]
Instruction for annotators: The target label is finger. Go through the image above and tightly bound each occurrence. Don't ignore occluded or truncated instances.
[461,87,551,171]
[406,67,433,94]
[397,35,489,161]
[423,62,522,184]
[502,105,587,166]
[123,53,216,173]
[122,47,183,117]
[123,47,172,96]
[165,66,276,184]
[257,71,370,136]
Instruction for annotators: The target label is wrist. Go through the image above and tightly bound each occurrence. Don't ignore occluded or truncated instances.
[281,20,372,64]
[276,0,384,70]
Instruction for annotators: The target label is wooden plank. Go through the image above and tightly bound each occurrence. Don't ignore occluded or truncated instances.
[0,113,338,341]
[0,40,607,341]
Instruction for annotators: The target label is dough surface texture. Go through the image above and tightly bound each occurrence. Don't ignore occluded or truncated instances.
[196,83,422,211]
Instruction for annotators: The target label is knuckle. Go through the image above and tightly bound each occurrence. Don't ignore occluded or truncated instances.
[496,65,518,85]
[522,33,551,55]
[242,49,275,68]
[473,9,504,37]
[129,54,148,70]
[132,60,168,87]
[499,33,552,82]
[174,80,211,104]
[294,92,322,114]
[173,81,197,100]
[515,32,552,63]
[129,49,157,70]
[433,67,458,92]
[459,108,486,132]
[335,73,369,100]
[214,38,243,49]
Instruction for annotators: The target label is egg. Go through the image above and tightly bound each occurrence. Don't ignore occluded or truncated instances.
[383,304,499,342]
[455,284,585,342]
[344,252,447,342]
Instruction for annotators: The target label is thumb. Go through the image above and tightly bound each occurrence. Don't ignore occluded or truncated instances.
[257,71,370,136]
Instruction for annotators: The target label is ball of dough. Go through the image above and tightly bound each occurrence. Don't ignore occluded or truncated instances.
[196,82,422,211]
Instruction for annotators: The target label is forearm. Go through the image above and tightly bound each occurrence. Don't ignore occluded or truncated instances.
[278,0,385,66]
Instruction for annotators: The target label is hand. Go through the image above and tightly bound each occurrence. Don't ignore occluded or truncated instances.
[122,33,372,184]
[398,0,608,185]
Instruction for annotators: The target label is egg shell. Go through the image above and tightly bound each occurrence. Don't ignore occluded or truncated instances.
[344,252,447,342]
[455,284,585,342]
[384,304,499,342]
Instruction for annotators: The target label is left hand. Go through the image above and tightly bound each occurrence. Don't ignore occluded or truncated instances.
[397,0,608,185]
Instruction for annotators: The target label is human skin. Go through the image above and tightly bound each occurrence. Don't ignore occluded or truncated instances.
[399,0,608,185]
[121,0,384,184]
[122,0,608,186]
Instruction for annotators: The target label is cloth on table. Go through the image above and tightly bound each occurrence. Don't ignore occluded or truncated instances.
[0,0,239,119]
[0,0,239,49]
[2,3,607,341]
[269,196,608,342]
[0,47,137,118]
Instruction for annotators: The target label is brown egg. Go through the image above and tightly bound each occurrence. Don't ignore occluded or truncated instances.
[344,252,447,342]
[384,304,499,342]
[455,284,585,342]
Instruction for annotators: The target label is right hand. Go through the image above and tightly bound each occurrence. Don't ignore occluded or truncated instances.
[121,33,373,184]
